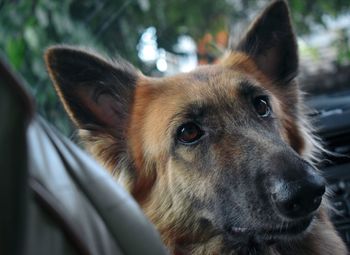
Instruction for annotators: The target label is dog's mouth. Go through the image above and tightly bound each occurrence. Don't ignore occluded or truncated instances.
[226,217,313,242]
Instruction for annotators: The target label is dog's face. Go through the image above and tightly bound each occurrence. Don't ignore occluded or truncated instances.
[45,0,325,251]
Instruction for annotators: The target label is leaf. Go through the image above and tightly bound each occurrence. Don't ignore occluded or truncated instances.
[5,37,25,69]
[24,26,39,50]
[35,6,49,27]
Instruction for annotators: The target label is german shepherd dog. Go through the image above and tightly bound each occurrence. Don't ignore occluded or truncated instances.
[45,1,347,254]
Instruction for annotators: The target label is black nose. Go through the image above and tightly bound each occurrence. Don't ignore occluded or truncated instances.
[271,167,325,219]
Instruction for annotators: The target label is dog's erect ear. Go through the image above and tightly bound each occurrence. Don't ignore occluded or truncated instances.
[235,0,298,83]
[45,46,138,132]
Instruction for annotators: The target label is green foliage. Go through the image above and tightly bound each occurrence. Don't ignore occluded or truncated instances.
[0,0,106,135]
[289,0,350,34]
[0,0,349,135]
[333,28,350,65]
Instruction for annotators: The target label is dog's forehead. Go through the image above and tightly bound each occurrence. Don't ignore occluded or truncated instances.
[150,63,267,107]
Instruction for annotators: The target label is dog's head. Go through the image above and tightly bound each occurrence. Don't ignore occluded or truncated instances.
[45,0,325,251]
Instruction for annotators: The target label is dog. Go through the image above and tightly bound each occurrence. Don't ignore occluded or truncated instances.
[44,1,347,254]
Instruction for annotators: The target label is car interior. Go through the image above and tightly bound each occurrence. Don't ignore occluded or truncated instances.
[307,91,350,245]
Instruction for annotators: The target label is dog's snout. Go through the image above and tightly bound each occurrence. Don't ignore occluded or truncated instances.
[271,165,325,219]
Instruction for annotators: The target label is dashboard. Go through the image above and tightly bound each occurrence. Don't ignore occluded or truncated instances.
[307,90,350,247]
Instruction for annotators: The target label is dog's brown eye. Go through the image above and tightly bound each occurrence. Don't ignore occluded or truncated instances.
[177,122,204,144]
[253,96,271,117]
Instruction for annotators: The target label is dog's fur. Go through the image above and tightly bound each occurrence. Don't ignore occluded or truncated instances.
[44,1,347,254]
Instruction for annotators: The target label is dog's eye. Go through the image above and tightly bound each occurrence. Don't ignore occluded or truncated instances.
[176,122,204,144]
[253,96,271,117]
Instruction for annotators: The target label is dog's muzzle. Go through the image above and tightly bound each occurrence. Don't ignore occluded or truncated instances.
[270,162,325,219]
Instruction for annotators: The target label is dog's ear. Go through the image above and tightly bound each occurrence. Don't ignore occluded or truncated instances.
[45,46,138,133]
[234,0,298,83]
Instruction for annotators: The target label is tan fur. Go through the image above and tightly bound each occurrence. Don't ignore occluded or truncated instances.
[45,1,348,254]
[65,59,347,254]
[82,59,344,254]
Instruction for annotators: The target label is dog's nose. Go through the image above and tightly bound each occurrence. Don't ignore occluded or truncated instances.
[271,166,325,219]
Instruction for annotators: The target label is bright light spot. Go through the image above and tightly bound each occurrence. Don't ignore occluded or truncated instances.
[174,35,197,72]
[179,55,197,73]
[139,44,158,62]
[156,58,168,72]
[174,35,197,53]
[156,48,167,72]
[138,27,158,62]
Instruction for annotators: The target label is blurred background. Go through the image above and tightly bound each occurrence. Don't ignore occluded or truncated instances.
[1,0,350,135]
